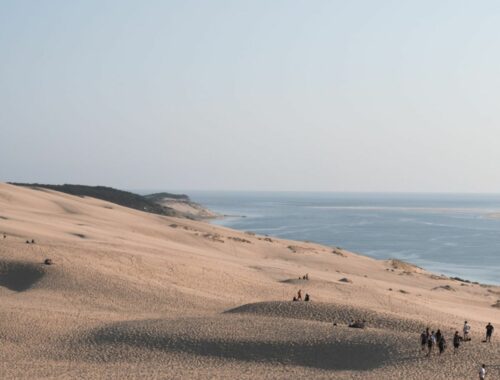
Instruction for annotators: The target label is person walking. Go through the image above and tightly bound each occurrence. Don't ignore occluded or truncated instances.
[463,321,471,341]
[435,329,442,344]
[426,331,436,357]
[479,364,486,380]
[453,331,462,353]
[420,330,428,351]
[438,335,446,355]
[485,323,494,342]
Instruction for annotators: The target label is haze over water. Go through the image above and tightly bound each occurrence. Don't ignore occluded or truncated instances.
[190,192,500,285]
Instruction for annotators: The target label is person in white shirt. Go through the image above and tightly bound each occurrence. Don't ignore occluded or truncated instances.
[463,321,471,341]
[426,331,436,356]
[479,364,486,380]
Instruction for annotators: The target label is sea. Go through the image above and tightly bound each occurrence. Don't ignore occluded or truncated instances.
[187,192,500,285]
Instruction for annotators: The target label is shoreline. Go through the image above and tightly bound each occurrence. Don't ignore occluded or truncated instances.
[205,209,499,287]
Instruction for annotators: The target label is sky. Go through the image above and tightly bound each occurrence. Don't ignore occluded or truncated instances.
[1,0,500,192]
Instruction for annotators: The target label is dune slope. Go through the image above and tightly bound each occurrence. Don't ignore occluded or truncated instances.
[0,183,499,379]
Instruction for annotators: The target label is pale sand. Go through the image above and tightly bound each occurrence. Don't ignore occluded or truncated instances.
[0,183,499,379]
[486,212,500,220]
[156,199,219,219]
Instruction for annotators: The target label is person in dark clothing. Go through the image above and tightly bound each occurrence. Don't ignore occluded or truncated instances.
[438,335,446,355]
[420,330,428,351]
[453,331,463,353]
[304,293,310,302]
[485,323,494,342]
[435,329,442,344]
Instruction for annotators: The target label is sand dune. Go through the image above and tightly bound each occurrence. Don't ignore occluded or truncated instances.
[226,301,426,332]
[0,182,499,379]
[73,316,395,371]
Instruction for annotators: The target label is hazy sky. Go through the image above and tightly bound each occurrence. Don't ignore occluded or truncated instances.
[1,1,499,192]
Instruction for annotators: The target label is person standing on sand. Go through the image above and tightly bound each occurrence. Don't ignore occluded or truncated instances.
[420,330,428,351]
[485,323,494,342]
[479,364,486,380]
[463,321,471,341]
[453,331,462,353]
[297,289,302,300]
[438,335,446,355]
[435,329,442,344]
[426,331,436,356]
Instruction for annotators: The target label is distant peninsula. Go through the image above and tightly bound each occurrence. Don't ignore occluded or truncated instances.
[9,183,217,220]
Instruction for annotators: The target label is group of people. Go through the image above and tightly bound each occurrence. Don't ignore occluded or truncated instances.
[291,275,310,302]
[420,321,495,378]
[292,289,310,302]
[421,321,495,357]
[420,328,448,356]
[2,233,35,243]
[462,320,495,343]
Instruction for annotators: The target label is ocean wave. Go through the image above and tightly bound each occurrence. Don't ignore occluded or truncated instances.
[306,206,497,215]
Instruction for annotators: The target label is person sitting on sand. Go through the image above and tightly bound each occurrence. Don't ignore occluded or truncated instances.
[453,331,462,353]
[426,331,436,356]
[304,293,310,302]
[293,296,298,302]
[297,289,302,300]
[485,323,494,342]
[479,364,486,380]
[463,321,471,341]
[438,335,446,355]
[348,320,365,329]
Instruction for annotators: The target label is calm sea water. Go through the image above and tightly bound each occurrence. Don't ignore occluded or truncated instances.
[187,192,500,285]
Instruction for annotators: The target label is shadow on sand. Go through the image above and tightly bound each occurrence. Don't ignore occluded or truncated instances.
[85,320,391,371]
[0,260,45,291]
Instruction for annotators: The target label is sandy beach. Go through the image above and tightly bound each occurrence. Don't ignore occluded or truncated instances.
[0,183,499,379]
[486,212,500,220]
